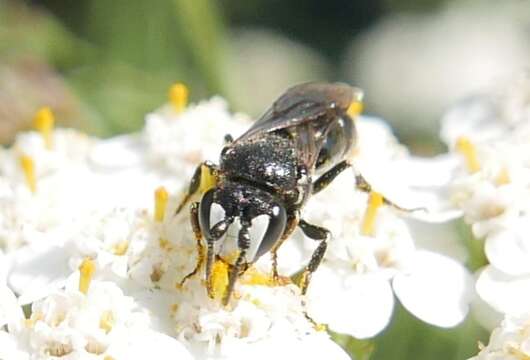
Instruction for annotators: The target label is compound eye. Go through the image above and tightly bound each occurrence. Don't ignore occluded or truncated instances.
[199,189,215,239]
[253,204,287,261]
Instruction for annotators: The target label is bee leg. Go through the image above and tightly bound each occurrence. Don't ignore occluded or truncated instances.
[223,222,250,305]
[353,168,426,213]
[178,202,204,287]
[205,216,235,298]
[175,161,218,215]
[314,160,423,213]
[271,211,299,282]
[297,219,330,295]
[312,160,351,194]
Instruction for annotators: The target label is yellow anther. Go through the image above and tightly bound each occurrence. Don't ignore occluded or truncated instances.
[169,83,189,113]
[455,137,480,173]
[170,303,179,315]
[99,311,114,333]
[495,167,510,185]
[19,155,36,193]
[33,107,55,149]
[347,100,364,118]
[199,164,217,193]
[111,241,129,256]
[210,260,229,301]
[361,191,384,236]
[78,258,96,294]
[314,323,328,332]
[154,186,169,222]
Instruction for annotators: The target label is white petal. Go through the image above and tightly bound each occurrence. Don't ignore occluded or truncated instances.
[485,227,530,276]
[89,134,144,170]
[7,244,71,304]
[0,284,24,331]
[476,266,530,316]
[393,250,473,327]
[107,330,193,360]
[306,264,394,338]
[211,333,350,360]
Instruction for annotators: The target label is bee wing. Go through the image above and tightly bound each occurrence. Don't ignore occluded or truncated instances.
[234,82,359,143]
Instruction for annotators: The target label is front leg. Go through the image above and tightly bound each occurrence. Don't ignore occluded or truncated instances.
[175,161,218,215]
[178,202,204,287]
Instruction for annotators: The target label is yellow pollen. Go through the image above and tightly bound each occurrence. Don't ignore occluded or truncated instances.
[99,311,114,333]
[78,258,96,294]
[169,83,189,113]
[170,303,179,315]
[347,100,364,117]
[112,241,129,256]
[199,164,217,193]
[159,238,171,250]
[361,191,383,236]
[455,137,480,173]
[240,267,274,286]
[33,107,55,149]
[210,260,229,301]
[154,186,169,222]
[19,155,36,193]
[104,356,115,360]
[495,167,510,185]
[314,323,328,332]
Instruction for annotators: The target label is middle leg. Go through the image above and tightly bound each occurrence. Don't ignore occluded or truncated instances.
[297,219,331,295]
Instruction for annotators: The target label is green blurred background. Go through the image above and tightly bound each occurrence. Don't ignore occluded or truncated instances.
[2,0,530,358]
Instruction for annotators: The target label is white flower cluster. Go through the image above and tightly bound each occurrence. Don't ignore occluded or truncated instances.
[440,73,530,358]
[0,89,473,359]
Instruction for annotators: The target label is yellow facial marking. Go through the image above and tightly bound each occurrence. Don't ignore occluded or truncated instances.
[361,191,383,236]
[99,310,114,333]
[199,164,217,193]
[169,83,189,113]
[455,137,480,173]
[210,260,229,301]
[154,186,169,222]
[19,155,36,193]
[347,100,364,118]
[78,258,96,294]
[33,107,55,149]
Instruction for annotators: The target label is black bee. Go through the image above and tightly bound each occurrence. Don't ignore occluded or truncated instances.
[176,82,394,304]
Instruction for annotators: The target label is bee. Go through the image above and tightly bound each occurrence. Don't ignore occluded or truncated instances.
[176,82,400,304]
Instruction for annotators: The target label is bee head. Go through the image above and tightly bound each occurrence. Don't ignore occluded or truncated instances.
[198,182,287,263]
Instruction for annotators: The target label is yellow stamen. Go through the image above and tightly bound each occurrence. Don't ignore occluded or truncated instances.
[111,241,129,256]
[154,186,169,222]
[210,260,229,301]
[33,107,55,149]
[169,83,189,113]
[199,164,217,193]
[99,310,114,333]
[495,167,510,185]
[455,137,480,173]
[361,191,383,236]
[78,258,96,294]
[347,100,364,118]
[19,155,36,193]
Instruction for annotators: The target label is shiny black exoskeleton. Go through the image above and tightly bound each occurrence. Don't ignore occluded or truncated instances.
[176,82,368,304]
